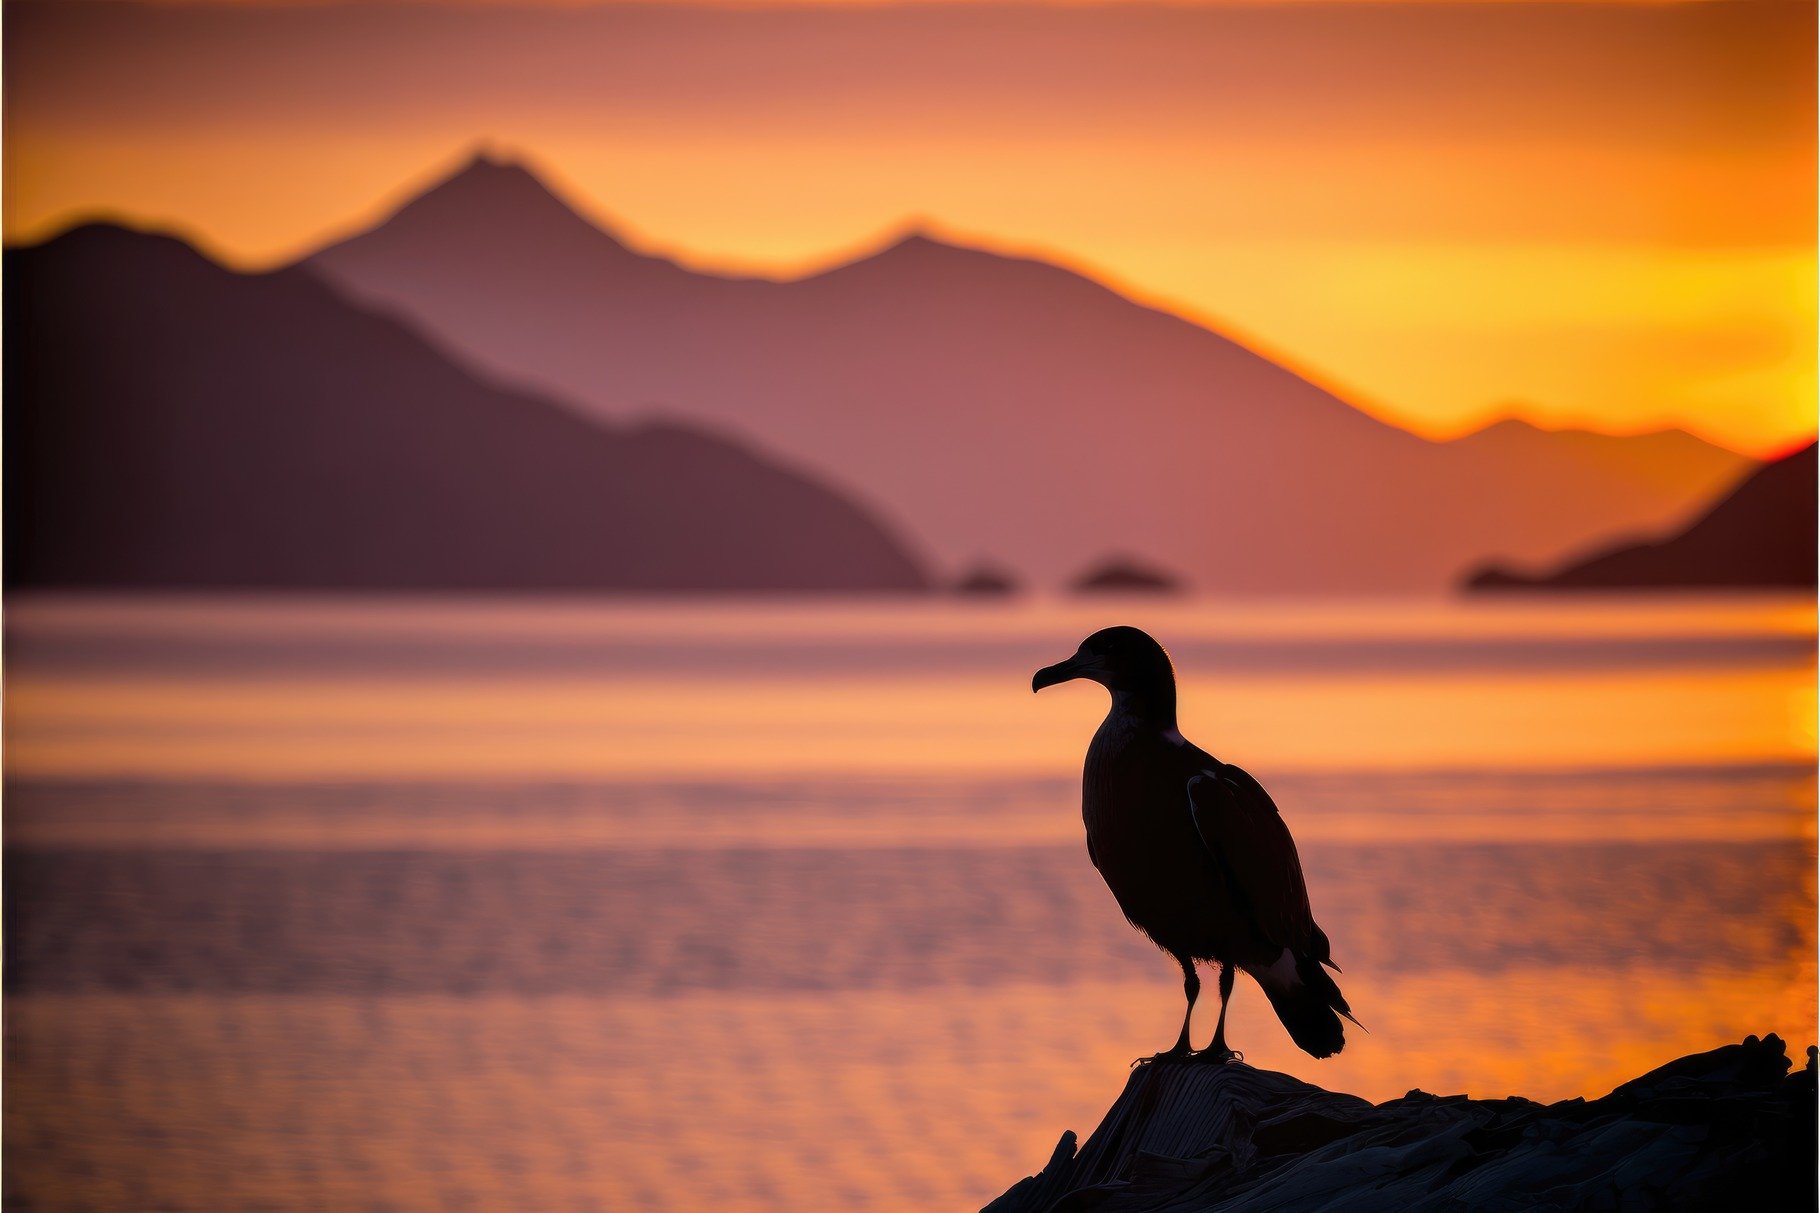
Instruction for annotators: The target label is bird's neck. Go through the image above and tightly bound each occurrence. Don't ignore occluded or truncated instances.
[1109,683,1177,732]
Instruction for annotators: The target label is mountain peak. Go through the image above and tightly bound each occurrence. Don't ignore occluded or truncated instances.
[1457,415,1742,458]
[872,225,991,261]
[443,145,545,188]
[1463,416,1546,439]
[881,226,946,252]
[20,221,224,278]
[309,148,642,270]
[812,224,1071,288]
[407,149,595,225]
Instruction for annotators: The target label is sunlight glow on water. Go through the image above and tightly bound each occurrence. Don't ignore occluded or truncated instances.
[5,594,1815,1212]
[7,594,1814,780]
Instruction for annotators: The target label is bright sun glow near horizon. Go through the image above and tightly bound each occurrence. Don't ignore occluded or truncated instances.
[5,0,1814,454]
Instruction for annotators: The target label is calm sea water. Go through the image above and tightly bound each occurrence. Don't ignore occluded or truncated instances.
[5,594,1816,1211]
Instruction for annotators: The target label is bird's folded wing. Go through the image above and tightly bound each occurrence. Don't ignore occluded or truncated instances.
[1186,763,1319,956]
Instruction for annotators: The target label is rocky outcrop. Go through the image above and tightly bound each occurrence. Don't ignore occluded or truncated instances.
[987,1034,1814,1211]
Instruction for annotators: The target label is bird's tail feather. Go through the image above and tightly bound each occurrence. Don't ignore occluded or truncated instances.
[1259,953,1354,1059]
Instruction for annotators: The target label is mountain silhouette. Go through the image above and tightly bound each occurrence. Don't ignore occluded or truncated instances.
[1445,418,1752,499]
[1467,443,1817,590]
[4,223,929,592]
[304,153,1750,591]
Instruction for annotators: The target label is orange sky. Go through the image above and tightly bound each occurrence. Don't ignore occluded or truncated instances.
[5,0,1814,453]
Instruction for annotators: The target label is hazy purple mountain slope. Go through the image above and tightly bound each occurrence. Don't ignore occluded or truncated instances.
[5,223,929,592]
[1468,443,1817,590]
[306,154,1750,590]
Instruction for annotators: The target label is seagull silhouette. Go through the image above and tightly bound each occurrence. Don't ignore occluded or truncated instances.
[1034,625,1356,1060]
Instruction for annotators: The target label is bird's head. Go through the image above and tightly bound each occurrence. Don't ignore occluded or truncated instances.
[1032,626,1175,698]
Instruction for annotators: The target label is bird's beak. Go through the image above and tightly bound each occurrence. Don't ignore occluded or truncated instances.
[1032,656,1092,693]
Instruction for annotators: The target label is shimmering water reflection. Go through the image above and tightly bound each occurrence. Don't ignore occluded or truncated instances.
[5,595,1814,1212]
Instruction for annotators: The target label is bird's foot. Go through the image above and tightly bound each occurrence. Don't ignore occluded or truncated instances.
[1191,1048,1243,1064]
[1135,1034,1193,1063]
[1133,1043,1197,1067]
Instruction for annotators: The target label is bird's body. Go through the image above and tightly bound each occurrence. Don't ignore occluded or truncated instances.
[1035,627,1354,1060]
[1084,712,1247,963]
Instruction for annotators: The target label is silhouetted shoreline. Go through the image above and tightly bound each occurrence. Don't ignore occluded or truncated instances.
[1467,444,1817,592]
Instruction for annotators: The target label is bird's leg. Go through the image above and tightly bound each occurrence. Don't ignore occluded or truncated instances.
[1201,962,1240,1062]
[1153,955,1199,1061]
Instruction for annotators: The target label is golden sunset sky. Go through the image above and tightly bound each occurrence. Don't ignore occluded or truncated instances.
[5,0,1814,454]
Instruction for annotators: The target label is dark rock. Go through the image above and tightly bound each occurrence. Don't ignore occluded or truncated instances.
[985,1034,1816,1211]
[1071,558,1184,595]
[955,564,1022,596]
